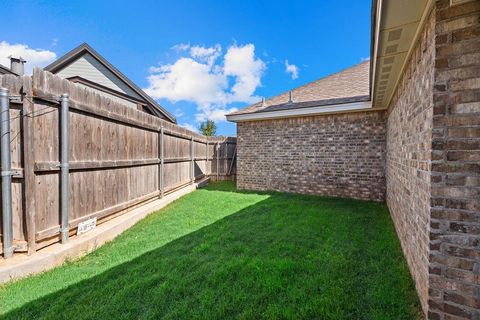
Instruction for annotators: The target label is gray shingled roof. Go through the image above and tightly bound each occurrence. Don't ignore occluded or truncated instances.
[0,64,18,76]
[230,61,370,115]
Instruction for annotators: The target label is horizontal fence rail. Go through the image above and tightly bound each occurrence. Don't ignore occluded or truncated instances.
[0,69,236,257]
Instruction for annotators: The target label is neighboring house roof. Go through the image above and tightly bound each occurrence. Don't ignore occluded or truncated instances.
[229,61,370,118]
[0,64,18,76]
[228,0,432,122]
[45,43,176,123]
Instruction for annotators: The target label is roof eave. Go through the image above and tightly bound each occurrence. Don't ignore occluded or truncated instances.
[0,64,19,76]
[371,0,434,109]
[227,100,373,122]
[370,0,380,100]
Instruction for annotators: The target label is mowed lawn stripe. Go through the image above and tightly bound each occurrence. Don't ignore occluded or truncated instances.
[0,182,421,319]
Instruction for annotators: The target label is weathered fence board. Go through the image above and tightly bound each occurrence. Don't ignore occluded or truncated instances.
[0,75,28,254]
[0,69,236,256]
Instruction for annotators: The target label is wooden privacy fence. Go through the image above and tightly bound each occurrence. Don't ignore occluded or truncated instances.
[0,69,236,258]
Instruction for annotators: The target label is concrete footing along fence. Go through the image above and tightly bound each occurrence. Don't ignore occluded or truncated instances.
[0,179,206,283]
[0,69,236,260]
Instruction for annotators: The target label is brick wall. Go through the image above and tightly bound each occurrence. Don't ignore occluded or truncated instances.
[429,1,480,319]
[237,111,386,201]
[235,2,479,317]
[385,10,435,314]
[385,1,480,317]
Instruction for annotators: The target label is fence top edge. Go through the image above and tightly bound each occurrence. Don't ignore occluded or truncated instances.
[30,68,235,141]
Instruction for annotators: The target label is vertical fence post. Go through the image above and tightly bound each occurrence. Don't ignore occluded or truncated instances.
[22,78,37,255]
[225,141,228,177]
[1,88,13,258]
[190,136,194,184]
[228,145,237,176]
[216,142,219,181]
[205,140,208,176]
[160,126,164,198]
[60,93,69,244]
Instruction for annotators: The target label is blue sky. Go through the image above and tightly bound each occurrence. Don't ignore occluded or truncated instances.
[0,0,371,136]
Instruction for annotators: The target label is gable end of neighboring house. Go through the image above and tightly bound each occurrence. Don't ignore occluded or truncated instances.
[44,43,176,123]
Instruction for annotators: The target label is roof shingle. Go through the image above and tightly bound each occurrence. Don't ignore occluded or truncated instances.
[230,61,370,115]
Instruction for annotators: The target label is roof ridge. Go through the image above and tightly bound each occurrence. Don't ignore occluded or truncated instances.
[229,60,370,116]
[266,60,370,103]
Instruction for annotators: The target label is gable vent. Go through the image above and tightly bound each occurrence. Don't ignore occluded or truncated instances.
[383,56,395,64]
[385,44,398,55]
[388,29,403,41]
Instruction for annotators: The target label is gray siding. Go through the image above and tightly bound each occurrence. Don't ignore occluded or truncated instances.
[56,53,142,100]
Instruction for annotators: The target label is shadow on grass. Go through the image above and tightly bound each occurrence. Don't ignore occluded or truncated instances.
[4,187,421,320]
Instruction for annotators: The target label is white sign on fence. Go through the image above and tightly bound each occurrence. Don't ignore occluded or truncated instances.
[77,217,97,235]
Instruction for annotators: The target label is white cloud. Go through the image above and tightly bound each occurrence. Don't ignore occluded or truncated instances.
[195,106,238,123]
[224,44,265,103]
[0,41,56,74]
[171,43,190,52]
[145,57,228,107]
[189,44,221,66]
[284,60,299,79]
[174,108,184,118]
[145,43,265,123]
[180,122,198,133]
[172,43,221,66]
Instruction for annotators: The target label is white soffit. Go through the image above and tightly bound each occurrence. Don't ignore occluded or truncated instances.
[373,0,432,109]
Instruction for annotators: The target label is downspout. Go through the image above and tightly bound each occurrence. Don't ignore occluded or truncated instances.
[60,94,70,244]
[0,88,13,258]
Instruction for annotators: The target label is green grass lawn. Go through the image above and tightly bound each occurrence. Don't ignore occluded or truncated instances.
[0,182,421,319]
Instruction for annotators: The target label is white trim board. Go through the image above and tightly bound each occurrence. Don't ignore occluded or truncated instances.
[226,101,373,122]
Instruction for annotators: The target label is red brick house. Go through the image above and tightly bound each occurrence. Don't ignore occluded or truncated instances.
[227,0,480,318]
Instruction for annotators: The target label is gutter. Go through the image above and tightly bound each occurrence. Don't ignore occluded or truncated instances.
[226,100,372,122]
[370,0,383,105]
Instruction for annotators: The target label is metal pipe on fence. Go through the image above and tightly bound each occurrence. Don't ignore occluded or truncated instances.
[190,136,194,183]
[228,145,237,176]
[216,143,219,181]
[225,142,228,176]
[0,88,13,258]
[160,126,164,198]
[205,141,208,175]
[60,93,69,244]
